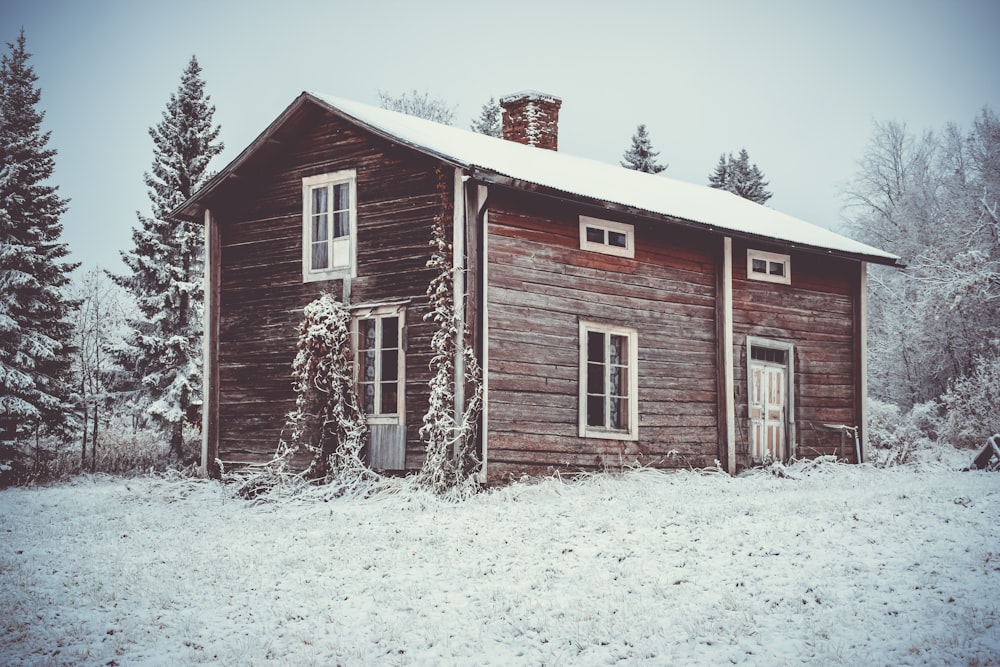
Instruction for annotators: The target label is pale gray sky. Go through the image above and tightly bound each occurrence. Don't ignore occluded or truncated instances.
[3,0,998,272]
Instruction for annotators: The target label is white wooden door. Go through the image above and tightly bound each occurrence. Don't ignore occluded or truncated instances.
[749,362,786,461]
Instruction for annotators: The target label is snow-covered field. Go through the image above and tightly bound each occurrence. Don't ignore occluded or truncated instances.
[1,451,998,666]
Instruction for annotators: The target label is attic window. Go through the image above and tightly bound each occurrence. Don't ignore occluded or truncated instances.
[747,249,790,285]
[580,216,634,258]
[302,169,357,282]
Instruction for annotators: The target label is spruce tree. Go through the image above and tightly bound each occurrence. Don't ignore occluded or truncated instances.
[621,124,667,173]
[708,148,772,204]
[470,97,502,138]
[0,29,77,474]
[113,56,222,462]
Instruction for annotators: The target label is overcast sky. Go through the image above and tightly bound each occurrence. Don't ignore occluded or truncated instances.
[3,0,998,273]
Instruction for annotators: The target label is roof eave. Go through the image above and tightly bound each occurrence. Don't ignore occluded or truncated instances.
[170,92,319,222]
[169,92,470,223]
[467,168,902,268]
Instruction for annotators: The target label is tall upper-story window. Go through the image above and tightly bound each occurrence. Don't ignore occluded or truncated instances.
[302,170,356,282]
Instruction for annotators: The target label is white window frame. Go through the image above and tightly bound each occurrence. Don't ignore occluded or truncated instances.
[579,216,635,258]
[578,320,639,441]
[353,305,405,425]
[302,169,357,282]
[747,248,791,284]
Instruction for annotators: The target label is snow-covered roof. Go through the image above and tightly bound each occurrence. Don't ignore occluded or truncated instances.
[176,92,899,265]
[312,94,896,264]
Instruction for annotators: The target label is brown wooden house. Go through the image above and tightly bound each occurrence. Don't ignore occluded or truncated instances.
[172,91,899,482]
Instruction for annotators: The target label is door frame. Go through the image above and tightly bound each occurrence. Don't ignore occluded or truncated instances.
[745,337,796,461]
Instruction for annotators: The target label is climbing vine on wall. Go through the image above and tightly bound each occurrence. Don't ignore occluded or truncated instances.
[417,168,483,495]
[284,293,370,480]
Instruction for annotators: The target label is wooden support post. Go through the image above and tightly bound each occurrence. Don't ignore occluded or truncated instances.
[201,208,220,476]
[717,236,736,474]
[452,168,466,459]
[854,261,869,463]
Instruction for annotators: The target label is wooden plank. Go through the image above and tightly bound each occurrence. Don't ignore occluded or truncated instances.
[369,423,406,470]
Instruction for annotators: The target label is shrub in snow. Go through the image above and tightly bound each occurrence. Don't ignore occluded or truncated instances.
[868,398,941,467]
[416,169,483,496]
[939,347,1000,449]
[0,418,188,485]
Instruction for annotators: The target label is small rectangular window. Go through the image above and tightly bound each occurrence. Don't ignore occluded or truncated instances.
[579,216,635,259]
[303,170,357,282]
[747,249,791,284]
[579,321,638,440]
[751,346,786,364]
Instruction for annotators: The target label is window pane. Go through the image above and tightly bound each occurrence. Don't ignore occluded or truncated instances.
[312,187,328,215]
[609,334,626,366]
[311,241,328,270]
[360,319,376,351]
[333,210,350,238]
[381,349,398,381]
[610,396,628,430]
[586,227,605,244]
[380,383,397,414]
[587,361,604,394]
[363,348,376,382]
[381,317,398,349]
[751,258,767,273]
[769,261,785,276]
[363,382,375,414]
[608,231,627,248]
[587,395,605,427]
[312,214,328,242]
[610,365,628,400]
[587,331,605,363]
[333,182,350,212]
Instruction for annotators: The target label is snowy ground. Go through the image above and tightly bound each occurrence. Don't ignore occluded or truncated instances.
[1,450,998,666]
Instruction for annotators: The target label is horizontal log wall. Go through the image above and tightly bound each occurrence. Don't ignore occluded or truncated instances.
[208,106,443,468]
[486,191,720,482]
[731,240,860,465]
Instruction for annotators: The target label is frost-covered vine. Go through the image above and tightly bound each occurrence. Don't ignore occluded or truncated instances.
[286,293,371,480]
[417,168,483,496]
[228,294,378,499]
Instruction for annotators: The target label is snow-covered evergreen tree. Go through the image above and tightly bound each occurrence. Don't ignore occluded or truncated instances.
[470,98,502,138]
[113,56,222,462]
[708,148,772,204]
[0,29,77,476]
[621,124,667,173]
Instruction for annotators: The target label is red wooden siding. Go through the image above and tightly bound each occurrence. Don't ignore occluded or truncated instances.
[485,191,720,482]
[731,240,860,465]
[204,107,445,468]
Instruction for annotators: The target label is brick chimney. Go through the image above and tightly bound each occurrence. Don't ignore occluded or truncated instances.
[499,91,562,151]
